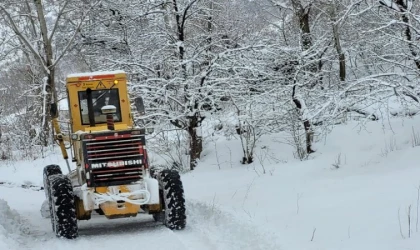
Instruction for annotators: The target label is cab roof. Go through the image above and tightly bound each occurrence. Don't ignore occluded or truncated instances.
[66,70,126,83]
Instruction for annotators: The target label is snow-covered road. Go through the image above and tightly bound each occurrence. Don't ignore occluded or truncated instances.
[0,185,278,250]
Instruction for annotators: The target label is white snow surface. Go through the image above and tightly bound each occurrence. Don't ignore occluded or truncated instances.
[58,99,69,111]
[2,116,420,249]
[0,200,21,250]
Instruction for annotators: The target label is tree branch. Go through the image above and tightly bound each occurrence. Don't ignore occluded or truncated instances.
[48,0,70,42]
[52,1,101,68]
[0,5,48,73]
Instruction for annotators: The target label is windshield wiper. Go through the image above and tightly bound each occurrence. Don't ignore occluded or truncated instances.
[91,83,117,107]
[92,91,109,107]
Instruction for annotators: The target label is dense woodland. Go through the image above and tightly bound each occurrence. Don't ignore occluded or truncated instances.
[0,0,419,170]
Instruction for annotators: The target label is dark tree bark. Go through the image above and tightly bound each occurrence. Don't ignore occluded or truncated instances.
[380,0,420,69]
[330,1,346,82]
[291,0,312,50]
[187,114,203,170]
[292,86,315,154]
[288,1,317,154]
[170,0,204,170]
[0,109,2,142]
[291,0,320,87]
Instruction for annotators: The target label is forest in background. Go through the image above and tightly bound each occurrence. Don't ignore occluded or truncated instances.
[0,0,419,170]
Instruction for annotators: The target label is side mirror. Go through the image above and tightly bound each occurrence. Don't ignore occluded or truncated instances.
[134,96,145,115]
[50,103,58,118]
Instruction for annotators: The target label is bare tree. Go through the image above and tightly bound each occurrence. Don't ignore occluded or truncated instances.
[0,0,98,145]
[379,0,420,69]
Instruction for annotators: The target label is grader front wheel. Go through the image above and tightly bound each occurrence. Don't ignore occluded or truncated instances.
[43,164,62,198]
[42,165,62,219]
[48,174,78,239]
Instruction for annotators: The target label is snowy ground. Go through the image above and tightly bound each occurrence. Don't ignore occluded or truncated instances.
[2,116,420,249]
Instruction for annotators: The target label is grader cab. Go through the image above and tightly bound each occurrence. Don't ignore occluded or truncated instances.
[42,71,186,239]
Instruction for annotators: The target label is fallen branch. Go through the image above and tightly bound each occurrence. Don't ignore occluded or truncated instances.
[346,107,378,120]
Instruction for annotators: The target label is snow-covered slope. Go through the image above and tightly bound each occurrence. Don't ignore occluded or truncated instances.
[1,116,420,249]
[185,118,420,250]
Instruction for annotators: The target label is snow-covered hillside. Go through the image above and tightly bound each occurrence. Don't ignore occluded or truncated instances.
[1,116,420,249]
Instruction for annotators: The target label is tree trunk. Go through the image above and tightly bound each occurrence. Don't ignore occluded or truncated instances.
[187,114,203,170]
[330,0,346,82]
[289,1,315,154]
[291,1,320,86]
[297,6,312,51]
[381,0,420,69]
[292,86,314,154]
[172,0,187,79]
[171,0,204,170]
[399,9,420,70]
[34,0,56,146]
[203,1,213,68]
[291,0,312,49]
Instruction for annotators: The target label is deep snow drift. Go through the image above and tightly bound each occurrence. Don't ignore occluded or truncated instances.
[1,115,420,249]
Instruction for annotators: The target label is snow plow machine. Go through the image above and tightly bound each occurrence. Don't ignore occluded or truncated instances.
[42,71,186,239]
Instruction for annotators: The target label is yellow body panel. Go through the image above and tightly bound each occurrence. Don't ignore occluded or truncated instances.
[52,117,68,159]
[147,204,162,213]
[65,71,134,169]
[65,71,133,133]
[96,186,141,218]
[75,197,92,220]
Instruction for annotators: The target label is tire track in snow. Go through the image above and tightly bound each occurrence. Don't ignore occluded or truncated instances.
[1,186,281,250]
[17,214,192,250]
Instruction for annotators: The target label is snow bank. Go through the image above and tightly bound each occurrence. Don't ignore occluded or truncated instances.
[182,200,280,250]
[0,150,65,187]
[0,199,25,249]
[352,96,420,120]
[183,115,420,250]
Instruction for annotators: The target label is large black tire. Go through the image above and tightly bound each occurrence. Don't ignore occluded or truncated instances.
[153,169,186,230]
[43,165,62,198]
[48,174,78,239]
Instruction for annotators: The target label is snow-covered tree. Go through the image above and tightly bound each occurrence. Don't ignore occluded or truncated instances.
[0,0,98,146]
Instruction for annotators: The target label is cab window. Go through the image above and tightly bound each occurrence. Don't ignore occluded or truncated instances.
[78,89,122,125]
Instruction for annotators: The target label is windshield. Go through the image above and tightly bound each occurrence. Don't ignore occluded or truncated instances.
[78,89,122,125]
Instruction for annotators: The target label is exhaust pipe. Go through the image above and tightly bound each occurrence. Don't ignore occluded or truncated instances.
[106,114,115,130]
[101,105,117,130]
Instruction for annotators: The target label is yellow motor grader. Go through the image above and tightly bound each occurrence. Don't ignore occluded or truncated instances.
[42,71,186,239]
